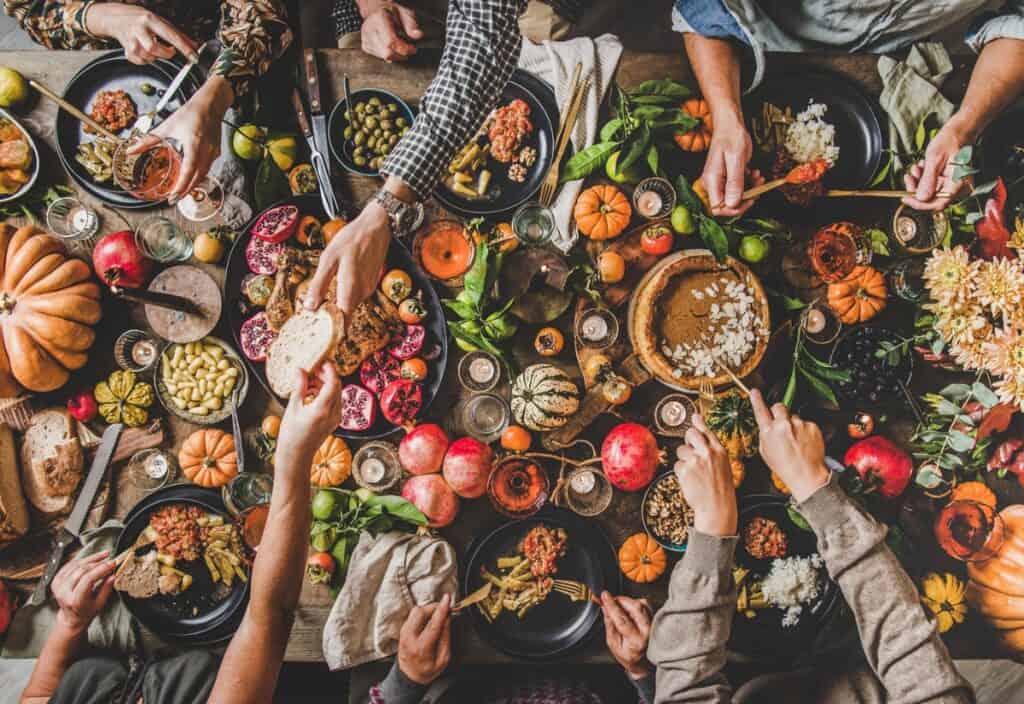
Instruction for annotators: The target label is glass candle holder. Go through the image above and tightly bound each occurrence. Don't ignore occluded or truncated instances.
[565,467,613,517]
[892,205,949,255]
[114,329,161,373]
[46,196,100,242]
[653,393,698,436]
[633,177,676,220]
[352,441,403,492]
[512,202,556,246]
[125,449,176,492]
[457,350,501,392]
[800,302,842,346]
[575,308,619,349]
[807,224,872,283]
[934,499,1005,562]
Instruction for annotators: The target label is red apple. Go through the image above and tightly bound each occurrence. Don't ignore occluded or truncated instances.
[66,388,97,422]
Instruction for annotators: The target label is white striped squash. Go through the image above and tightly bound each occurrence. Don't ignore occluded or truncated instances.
[510,364,579,431]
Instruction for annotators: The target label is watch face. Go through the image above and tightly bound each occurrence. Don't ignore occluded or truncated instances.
[397,201,425,234]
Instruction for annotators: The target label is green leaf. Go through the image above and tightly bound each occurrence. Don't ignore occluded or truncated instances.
[599,118,624,143]
[914,116,927,151]
[787,506,812,531]
[972,382,1000,409]
[866,228,890,257]
[674,174,702,213]
[442,299,476,320]
[629,94,682,105]
[698,216,730,262]
[619,124,650,172]
[462,241,490,308]
[971,179,998,197]
[948,429,975,452]
[952,144,974,165]
[801,362,850,383]
[631,105,666,121]
[799,367,839,406]
[953,164,979,182]
[936,399,962,417]
[646,143,660,176]
[649,113,698,131]
[363,494,427,525]
[561,141,619,183]
[938,452,964,470]
[254,153,291,211]
[965,211,984,225]
[869,153,892,188]
[630,79,691,100]
[782,367,798,408]
[940,383,972,402]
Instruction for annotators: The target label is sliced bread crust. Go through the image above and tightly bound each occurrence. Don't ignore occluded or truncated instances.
[19,407,84,515]
[0,425,29,548]
[266,306,343,397]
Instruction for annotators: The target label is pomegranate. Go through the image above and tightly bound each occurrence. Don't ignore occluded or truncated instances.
[379,379,423,426]
[402,474,459,528]
[389,324,426,361]
[442,437,493,498]
[91,230,153,288]
[602,423,660,491]
[240,312,278,361]
[399,423,449,475]
[339,384,377,431]
[360,350,402,395]
[844,435,912,499]
[250,204,299,243]
[246,235,284,275]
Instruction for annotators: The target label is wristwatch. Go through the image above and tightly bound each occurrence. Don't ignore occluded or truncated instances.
[373,189,424,237]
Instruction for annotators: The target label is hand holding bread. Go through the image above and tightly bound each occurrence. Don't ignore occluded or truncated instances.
[276,362,343,472]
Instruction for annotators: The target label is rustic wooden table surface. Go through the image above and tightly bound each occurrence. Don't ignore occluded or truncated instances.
[0,46,998,669]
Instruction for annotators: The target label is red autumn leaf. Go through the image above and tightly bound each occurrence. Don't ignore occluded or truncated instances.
[975,178,1015,260]
[977,402,1018,441]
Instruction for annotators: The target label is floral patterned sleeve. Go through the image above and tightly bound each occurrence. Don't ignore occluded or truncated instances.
[3,0,112,50]
[214,0,294,98]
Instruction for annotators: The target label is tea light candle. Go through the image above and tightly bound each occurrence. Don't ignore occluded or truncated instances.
[361,457,386,484]
[469,357,497,385]
[804,308,827,335]
[637,190,663,217]
[131,339,158,367]
[895,215,918,244]
[570,469,596,495]
[580,313,609,342]
[143,452,169,480]
[659,399,688,428]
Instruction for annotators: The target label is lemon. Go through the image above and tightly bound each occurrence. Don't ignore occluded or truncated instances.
[0,67,27,108]
[266,136,297,171]
[605,151,644,184]
[232,124,266,161]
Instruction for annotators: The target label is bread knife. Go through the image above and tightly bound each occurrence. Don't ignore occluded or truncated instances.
[28,423,123,606]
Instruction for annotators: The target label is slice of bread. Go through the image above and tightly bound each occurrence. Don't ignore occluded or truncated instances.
[19,407,84,515]
[0,425,29,549]
[265,306,343,397]
[114,551,161,599]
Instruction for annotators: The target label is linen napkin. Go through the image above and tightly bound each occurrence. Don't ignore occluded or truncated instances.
[322,531,458,670]
[211,106,253,230]
[519,35,624,253]
[878,43,956,169]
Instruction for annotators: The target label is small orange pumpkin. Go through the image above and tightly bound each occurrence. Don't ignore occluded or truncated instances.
[951,481,997,508]
[618,532,667,583]
[674,99,713,152]
[827,265,887,324]
[573,185,631,240]
[311,436,352,487]
[179,429,238,488]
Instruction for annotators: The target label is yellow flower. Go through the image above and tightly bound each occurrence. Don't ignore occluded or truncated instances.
[920,572,968,634]
[975,258,1024,319]
[923,246,977,305]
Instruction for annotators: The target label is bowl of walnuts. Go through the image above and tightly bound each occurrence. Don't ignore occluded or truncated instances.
[641,472,695,553]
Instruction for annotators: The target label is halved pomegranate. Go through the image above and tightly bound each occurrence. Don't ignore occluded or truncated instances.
[250,204,299,243]
[360,350,402,395]
[246,236,284,275]
[240,312,278,362]
[339,384,377,431]
[380,379,423,426]
[389,324,426,361]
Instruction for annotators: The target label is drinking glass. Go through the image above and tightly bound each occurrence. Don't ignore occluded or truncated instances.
[565,467,613,517]
[176,174,225,222]
[488,456,550,518]
[112,133,181,201]
[807,225,872,283]
[125,449,175,492]
[46,197,99,242]
[800,301,842,345]
[135,215,193,262]
[352,441,403,492]
[460,393,510,443]
[512,202,555,246]
[934,499,1005,562]
[222,472,273,519]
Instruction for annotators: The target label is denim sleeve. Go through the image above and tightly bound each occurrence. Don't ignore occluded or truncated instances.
[671,0,749,44]
[965,2,1024,52]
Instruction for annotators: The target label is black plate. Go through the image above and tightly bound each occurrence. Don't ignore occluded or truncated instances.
[463,508,620,659]
[728,495,840,660]
[744,70,884,190]
[55,50,201,209]
[223,194,449,440]
[116,484,249,644]
[433,69,558,218]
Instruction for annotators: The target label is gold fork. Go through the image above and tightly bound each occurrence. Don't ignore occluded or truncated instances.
[712,357,751,397]
[552,579,601,605]
[539,70,588,206]
[698,378,715,416]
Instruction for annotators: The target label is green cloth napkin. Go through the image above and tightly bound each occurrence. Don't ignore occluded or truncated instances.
[878,43,956,169]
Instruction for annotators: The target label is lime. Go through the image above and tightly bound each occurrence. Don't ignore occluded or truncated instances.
[605,151,645,184]
[0,68,27,108]
[670,205,695,235]
[267,135,298,171]
[311,489,337,520]
[232,124,266,161]
[739,235,770,263]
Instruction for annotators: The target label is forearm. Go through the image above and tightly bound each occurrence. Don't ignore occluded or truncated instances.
[647,531,737,704]
[20,614,89,702]
[683,34,743,128]
[365,662,428,704]
[798,474,973,704]
[948,38,1024,143]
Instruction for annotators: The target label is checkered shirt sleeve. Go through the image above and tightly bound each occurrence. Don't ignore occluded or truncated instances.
[333,0,363,35]
[380,0,528,200]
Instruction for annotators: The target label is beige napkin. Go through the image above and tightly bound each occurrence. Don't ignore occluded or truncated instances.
[322,531,458,671]
[519,35,623,253]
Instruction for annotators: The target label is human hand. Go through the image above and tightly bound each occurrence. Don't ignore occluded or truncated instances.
[701,114,760,217]
[360,2,424,63]
[601,592,652,680]
[86,3,198,65]
[749,389,829,502]
[398,595,452,685]
[52,551,117,633]
[903,121,972,211]
[673,414,737,537]
[304,202,391,315]
[276,362,343,470]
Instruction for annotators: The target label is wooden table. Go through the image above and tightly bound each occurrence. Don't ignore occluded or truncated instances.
[0,46,1001,669]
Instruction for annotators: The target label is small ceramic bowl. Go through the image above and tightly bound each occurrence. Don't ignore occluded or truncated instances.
[154,336,250,426]
[641,472,690,553]
[328,88,416,177]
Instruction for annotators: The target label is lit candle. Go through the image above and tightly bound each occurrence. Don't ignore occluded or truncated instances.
[361,457,386,484]
[637,190,663,217]
[581,313,609,342]
[659,400,687,428]
[804,308,826,334]
[571,470,596,495]
[895,215,917,244]
[469,357,496,385]
[132,339,158,367]
[143,453,169,479]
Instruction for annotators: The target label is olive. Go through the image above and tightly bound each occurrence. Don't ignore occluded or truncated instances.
[388,134,399,146]
[378,119,392,131]
[368,96,381,107]
[371,127,381,138]
[366,136,377,149]
[395,117,408,128]
[344,110,353,120]
[380,143,392,156]
[354,156,367,167]
[387,103,399,113]
[343,126,353,139]
[366,115,380,129]
[401,126,410,136]
[140,82,156,96]
[355,101,367,113]
[354,131,366,146]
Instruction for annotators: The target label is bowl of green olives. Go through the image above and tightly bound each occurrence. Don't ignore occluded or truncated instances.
[328,89,416,176]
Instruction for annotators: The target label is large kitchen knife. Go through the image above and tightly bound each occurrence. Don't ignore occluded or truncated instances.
[28,423,123,606]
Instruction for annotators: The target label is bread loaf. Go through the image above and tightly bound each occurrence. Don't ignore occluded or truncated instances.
[265,306,342,397]
[19,408,84,515]
[0,424,29,548]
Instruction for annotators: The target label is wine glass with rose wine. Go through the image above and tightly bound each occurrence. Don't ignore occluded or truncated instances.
[113,133,223,220]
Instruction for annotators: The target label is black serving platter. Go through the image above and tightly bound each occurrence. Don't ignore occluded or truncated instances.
[463,507,620,659]
[728,495,840,661]
[745,70,884,191]
[55,50,201,208]
[433,69,559,219]
[115,483,249,644]
[223,194,448,441]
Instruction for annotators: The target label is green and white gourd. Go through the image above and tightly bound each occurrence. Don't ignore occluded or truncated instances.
[510,364,580,431]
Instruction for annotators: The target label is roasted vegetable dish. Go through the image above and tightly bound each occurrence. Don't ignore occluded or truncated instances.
[476,524,568,621]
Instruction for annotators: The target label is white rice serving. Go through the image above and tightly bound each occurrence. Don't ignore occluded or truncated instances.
[784,101,839,166]
[760,554,824,628]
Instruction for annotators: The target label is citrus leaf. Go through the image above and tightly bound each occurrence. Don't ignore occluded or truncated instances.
[561,141,618,183]
[599,118,624,143]
[698,216,729,262]
[646,143,660,176]
[630,79,691,100]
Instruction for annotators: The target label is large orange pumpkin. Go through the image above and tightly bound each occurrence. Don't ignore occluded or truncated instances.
[619,532,667,583]
[967,505,1024,652]
[179,429,238,488]
[674,99,713,152]
[0,224,102,394]
[573,185,631,240]
[827,265,887,324]
[311,436,352,487]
